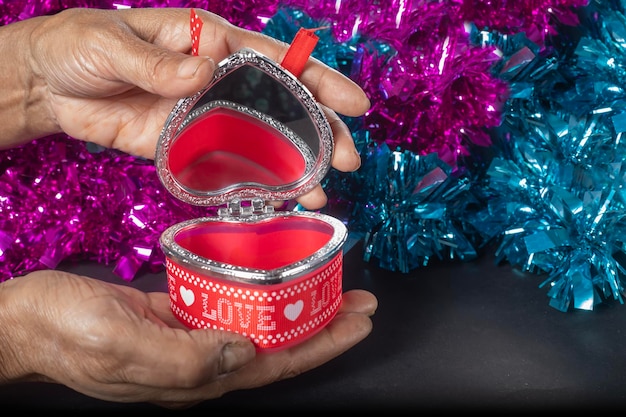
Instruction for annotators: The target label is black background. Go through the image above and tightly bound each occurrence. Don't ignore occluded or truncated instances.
[2,243,626,413]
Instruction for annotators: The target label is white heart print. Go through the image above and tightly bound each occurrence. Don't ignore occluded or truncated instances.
[180,285,195,306]
[284,300,304,321]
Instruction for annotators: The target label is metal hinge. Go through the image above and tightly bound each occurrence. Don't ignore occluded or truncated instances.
[218,198,275,217]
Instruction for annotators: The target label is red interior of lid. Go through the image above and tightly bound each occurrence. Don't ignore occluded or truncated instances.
[168,107,306,191]
[174,216,334,270]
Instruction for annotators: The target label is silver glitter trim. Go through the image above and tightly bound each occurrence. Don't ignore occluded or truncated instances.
[160,211,347,284]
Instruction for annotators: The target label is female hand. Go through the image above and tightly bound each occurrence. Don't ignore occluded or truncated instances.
[0,270,377,409]
[2,7,370,209]
[0,7,378,409]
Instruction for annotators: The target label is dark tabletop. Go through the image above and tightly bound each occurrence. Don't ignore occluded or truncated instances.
[2,243,626,413]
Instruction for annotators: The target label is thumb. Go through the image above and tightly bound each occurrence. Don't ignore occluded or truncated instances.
[114,45,215,99]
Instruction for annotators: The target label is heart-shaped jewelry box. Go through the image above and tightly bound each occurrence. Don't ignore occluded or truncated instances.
[156,48,347,351]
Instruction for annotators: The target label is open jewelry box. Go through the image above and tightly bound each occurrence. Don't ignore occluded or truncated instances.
[155,48,348,351]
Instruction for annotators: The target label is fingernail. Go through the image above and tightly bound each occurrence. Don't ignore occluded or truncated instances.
[178,56,212,79]
[219,342,254,374]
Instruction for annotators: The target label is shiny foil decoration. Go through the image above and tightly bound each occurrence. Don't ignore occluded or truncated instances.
[2,0,605,316]
[468,0,626,311]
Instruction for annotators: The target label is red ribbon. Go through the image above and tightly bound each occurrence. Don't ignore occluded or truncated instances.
[189,9,321,77]
[280,27,322,78]
[190,8,203,56]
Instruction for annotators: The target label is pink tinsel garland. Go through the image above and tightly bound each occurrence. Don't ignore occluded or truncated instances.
[0,0,587,281]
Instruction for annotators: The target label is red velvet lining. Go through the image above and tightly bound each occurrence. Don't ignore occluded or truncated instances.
[169,107,305,191]
[174,216,334,270]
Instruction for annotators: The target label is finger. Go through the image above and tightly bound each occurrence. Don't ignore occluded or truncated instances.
[338,289,378,316]
[295,184,327,210]
[295,107,361,210]
[234,32,370,117]
[122,329,255,389]
[218,309,374,393]
[100,289,256,389]
[91,9,215,99]
[132,292,375,403]
[106,36,215,99]
[196,11,371,117]
[144,292,191,329]
[289,310,374,362]
[122,7,370,115]
[322,104,361,173]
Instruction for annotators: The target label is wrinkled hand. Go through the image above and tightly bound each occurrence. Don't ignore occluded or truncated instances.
[0,270,376,408]
[23,7,370,209]
[0,8,378,408]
